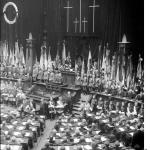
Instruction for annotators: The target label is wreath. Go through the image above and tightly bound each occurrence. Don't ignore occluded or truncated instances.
[3,2,18,24]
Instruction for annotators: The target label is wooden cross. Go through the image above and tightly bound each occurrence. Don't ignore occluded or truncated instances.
[73,17,79,33]
[82,17,88,33]
[64,0,73,32]
[89,0,100,32]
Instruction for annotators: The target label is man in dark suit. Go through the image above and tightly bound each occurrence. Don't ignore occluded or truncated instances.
[39,99,48,117]
[132,124,144,150]
[65,91,73,114]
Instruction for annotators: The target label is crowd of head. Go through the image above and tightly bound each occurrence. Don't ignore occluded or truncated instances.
[0,63,30,81]
[0,80,47,150]
[75,73,144,103]
[0,103,45,150]
[40,93,144,150]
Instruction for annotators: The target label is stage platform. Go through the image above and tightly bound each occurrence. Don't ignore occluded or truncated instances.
[32,81,81,93]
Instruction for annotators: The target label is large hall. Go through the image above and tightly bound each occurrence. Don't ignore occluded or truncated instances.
[0,0,146,150]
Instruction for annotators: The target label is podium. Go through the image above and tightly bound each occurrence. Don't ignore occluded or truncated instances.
[61,71,75,86]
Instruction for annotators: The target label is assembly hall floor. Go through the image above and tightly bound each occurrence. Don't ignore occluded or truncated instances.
[31,93,88,150]
[1,94,90,150]
[32,120,56,150]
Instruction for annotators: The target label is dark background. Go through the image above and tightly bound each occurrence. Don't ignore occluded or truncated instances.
[0,0,144,67]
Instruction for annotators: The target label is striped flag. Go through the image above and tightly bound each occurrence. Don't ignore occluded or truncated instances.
[111,55,116,80]
[35,55,38,65]
[81,59,85,79]
[101,46,106,71]
[121,55,126,85]
[62,41,66,64]
[12,48,15,65]
[44,50,48,70]
[98,44,102,76]
[40,47,44,69]
[68,51,70,59]
[126,55,133,88]
[19,45,25,65]
[9,49,13,64]
[137,54,143,79]
[87,46,92,76]
[15,41,20,65]
[48,46,52,70]
[3,41,9,62]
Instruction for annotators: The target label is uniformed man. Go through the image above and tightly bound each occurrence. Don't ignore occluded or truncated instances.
[32,66,38,81]
[88,76,94,92]
[43,70,49,83]
[95,76,100,92]
[91,96,97,114]
[37,68,44,81]
[126,103,134,118]
[75,73,81,87]
[82,74,88,94]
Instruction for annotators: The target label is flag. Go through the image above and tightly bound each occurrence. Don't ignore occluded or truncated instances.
[35,55,38,65]
[137,54,143,79]
[48,46,52,70]
[62,41,66,64]
[126,55,133,88]
[105,43,111,81]
[87,46,92,76]
[15,41,20,65]
[48,46,52,62]
[121,55,126,85]
[44,49,48,70]
[75,60,78,73]
[130,74,135,89]
[40,47,44,69]
[9,49,12,64]
[55,45,60,68]
[3,41,9,62]
[121,66,125,86]
[101,46,106,72]
[126,75,130,88]
[12,48,15,65]
[106,43,110,68]
[68,51,70,59]
[81,59,85,79]
[98,44,102,76]
[111,55,116,80]
[116,57,120,83]
[19,45,25,65]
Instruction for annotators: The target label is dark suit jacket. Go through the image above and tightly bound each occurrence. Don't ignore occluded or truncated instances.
[132,129,144,149]
[40,102,48,116]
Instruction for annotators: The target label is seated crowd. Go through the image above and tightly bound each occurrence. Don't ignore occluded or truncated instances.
[41,94,144,150]
[75,73,144,103]
[0,104,45,150]
[0,63,30,81]
[0,81,46,150]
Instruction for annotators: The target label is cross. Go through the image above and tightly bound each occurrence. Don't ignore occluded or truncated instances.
[73,18,79,33]
[64,0,73,32]
[82,17,88,33]
[79,0,82,32]
[89,0,100,32]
